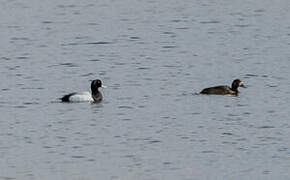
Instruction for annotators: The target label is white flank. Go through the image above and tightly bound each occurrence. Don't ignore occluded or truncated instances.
[68,92,94,102]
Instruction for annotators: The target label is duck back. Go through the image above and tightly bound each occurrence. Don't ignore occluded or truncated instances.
[200,86,234,95]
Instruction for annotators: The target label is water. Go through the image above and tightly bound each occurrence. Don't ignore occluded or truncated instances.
[1,0,290,179]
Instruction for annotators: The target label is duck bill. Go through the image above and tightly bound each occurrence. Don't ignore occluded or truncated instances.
[240,83,246,88]
[101,85,107,88]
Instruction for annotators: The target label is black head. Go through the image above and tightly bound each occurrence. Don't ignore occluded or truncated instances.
[91,79,103,92]
[231,79,245,90]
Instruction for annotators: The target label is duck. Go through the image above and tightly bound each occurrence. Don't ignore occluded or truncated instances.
[60,79,105,102]
[200,79,245,95]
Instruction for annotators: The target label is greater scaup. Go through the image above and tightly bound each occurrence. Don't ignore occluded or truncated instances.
[200,79,245,95]
[60,79,105,102]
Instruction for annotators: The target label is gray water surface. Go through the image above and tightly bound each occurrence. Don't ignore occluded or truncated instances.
[1,0,290,179]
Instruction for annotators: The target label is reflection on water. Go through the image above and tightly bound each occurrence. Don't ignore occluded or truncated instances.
[1,0,290,180]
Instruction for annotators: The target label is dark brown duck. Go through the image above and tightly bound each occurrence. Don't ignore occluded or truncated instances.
[200,79,245,95]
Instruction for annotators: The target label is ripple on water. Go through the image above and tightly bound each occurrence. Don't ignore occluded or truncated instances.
[227,113,239,117]
[129,36,141,40]
[0,176,16,180]
[237,104,247,107]
[222,132,234,136]
[42,21,53,24]
[56,136,67,142]
[234,24,250,28]
[243,112,251,115]
[244,73,259,78]
[87,159,96,162]
[7,65,19,70]
[43,146,53,149]
[12,105,27,109]
[88,59,101,62]
[85,41,112,45]
[266,84,278,88]
[118,105,134,109]
[60,42,80,46]
[267,110,275,113]
[23,102,39,105]
[10,37,30,41]
[162,32,176,38]
[176,27,189,30]
[1,57,11,61]
[71,155,86,159]
[1,88,10,91]
[148,140,161,144]
[137,67,151,70]
[122,118,132,121]
[86,22,98,26]
[80,73,95,77]
[201,150,215,154]
[258,126,275,129]
[58,63,79,67]
[23,137,33,144]
[137,105,146,109]
[16,56,29,60]
[200,20,220,24]
[162,45,177,49]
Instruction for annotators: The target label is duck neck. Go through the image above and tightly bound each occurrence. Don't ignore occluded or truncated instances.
[231,84,239,91]
[91,88,99,95]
